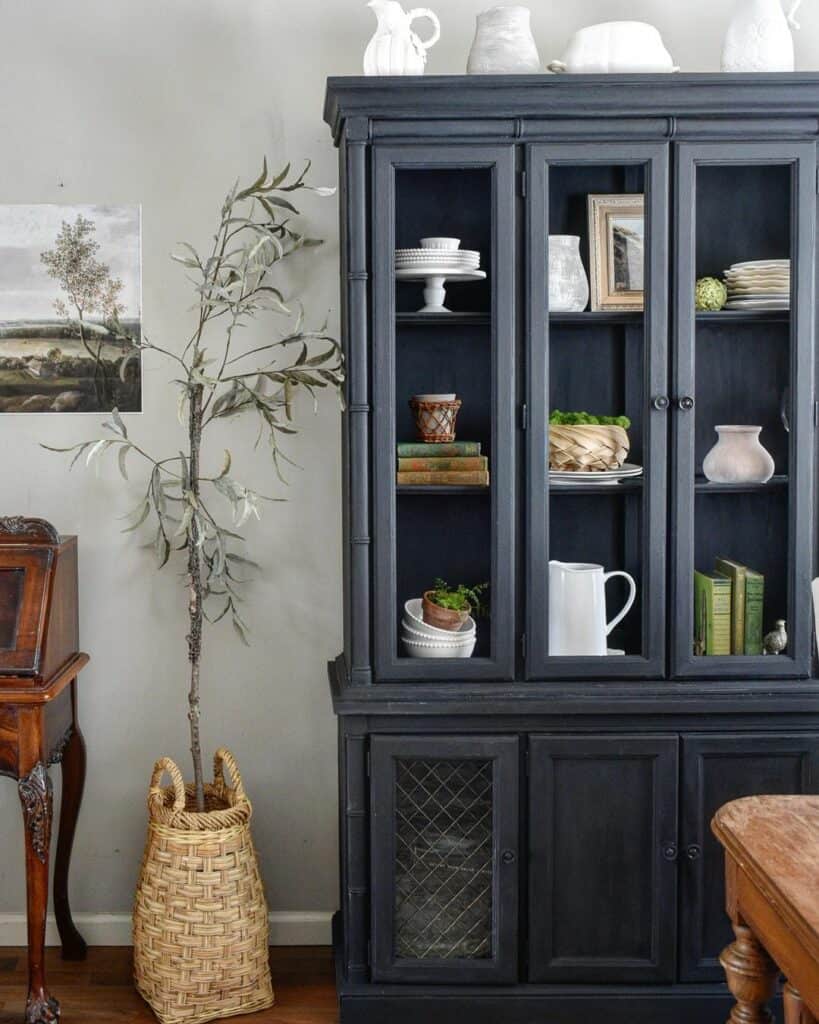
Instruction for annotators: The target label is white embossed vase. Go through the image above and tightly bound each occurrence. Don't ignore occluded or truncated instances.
[467,6,541,74]
[702,425,775,484]
[548,235,589,313]
[721,0,801,72]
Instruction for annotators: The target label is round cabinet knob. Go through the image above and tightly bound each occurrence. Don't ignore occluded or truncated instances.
[662,843,678,862]
[501,849,517,865]
[685,843,702,862]
[678,396,695,411]
[652,395,670,411]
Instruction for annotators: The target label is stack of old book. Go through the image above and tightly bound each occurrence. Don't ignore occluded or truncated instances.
[694,557,764,656]
[396,441,489,487]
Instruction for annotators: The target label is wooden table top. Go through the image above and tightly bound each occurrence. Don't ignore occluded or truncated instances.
[712,795,819,962]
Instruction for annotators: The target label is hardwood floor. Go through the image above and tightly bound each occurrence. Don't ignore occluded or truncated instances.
[0,946,338,1023]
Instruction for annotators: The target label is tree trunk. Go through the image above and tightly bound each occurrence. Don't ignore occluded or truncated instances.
[187,384,206,811]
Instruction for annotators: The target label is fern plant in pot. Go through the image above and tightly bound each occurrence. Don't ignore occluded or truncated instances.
[47,161,343,1024]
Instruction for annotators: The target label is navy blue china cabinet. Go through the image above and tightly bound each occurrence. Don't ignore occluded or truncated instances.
[324,74,819,1023]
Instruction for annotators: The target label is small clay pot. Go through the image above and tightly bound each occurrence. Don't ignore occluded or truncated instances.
[422,591,470,631]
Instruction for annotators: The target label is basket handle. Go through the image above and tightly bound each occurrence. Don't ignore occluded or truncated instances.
[213,748,248,805]
[148,757,186,813]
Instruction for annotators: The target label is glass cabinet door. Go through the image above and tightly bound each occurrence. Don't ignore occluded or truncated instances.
[371,145,516,681]
[673,143,816,678]
[525,143,669,679]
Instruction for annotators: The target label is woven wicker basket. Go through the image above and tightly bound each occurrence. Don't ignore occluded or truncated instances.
[549,424,630,472]
[133,749,274,1024]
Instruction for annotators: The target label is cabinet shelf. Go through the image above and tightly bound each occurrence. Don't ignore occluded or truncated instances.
[549,478,643,495]
[696,310,790,324]
[397,485,490,495]
[694,475,788,493]
[549,311,643,325]
[397,312,490,326]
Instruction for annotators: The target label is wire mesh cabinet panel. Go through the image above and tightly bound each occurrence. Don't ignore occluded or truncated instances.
[371,736,519,983]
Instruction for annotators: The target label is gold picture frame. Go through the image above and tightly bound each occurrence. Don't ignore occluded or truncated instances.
[587,194,645,311]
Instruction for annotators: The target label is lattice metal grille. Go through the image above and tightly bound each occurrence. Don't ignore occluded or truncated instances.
[394,758,494,960]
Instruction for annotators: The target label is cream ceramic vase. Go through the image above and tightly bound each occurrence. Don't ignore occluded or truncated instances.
[467,6,541,74]
[702,425,775,483]
[721,0,801,72]
[548,235,589,313]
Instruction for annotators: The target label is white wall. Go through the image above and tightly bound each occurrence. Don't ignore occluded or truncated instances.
[0,0,816,943]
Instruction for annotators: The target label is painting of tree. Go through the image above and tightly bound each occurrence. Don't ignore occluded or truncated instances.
[0,204,140,412]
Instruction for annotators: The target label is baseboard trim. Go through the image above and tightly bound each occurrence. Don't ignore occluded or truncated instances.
[0,911,333,947]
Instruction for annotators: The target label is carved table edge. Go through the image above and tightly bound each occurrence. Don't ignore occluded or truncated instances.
[0,652,89,704]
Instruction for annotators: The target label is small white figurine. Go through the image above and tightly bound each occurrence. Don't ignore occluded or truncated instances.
[763,619,788,655]
[363,0,440,76]
[721,0,801,72]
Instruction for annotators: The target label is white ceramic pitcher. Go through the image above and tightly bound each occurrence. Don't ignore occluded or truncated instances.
[549,561,636,656]
[721,0,801,72]
[363,0,440,76]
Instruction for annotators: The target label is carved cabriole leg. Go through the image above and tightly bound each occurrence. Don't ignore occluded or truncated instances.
[18,708,59,1024]
[784,984,818,1024]
[53,681,87,960]
[720,922,779,1024]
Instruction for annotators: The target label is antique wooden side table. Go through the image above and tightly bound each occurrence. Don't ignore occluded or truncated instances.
[712,795,819,1024]
[0,517,88,1023]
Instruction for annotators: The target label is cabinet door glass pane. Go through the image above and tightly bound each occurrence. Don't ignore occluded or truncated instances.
[373,146,516,682]
[675,144,815,677]
[526,144,668,679]
[394,757,493,959]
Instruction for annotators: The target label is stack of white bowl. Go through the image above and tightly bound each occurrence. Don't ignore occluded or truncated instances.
[401,598,477,659]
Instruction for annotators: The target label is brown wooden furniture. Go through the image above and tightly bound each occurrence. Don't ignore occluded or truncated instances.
[0,517,88,1024]
[712,795,819,1024]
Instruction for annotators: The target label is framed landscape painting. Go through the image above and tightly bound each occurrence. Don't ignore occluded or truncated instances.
[587,194,645,312]
[0,204,141,412]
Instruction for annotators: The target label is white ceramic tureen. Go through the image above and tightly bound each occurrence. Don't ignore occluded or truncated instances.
[548,21,679,74]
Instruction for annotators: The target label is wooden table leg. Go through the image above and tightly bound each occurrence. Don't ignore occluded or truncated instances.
[53,683,87,961]
[720,922,779,1024]
[784,983,818,1024]
[18,757,59,1023]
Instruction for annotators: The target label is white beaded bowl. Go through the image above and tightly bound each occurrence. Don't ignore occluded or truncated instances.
[401,634,477,659]
[403,599,476,638]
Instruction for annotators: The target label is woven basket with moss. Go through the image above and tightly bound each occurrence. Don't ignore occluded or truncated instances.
[549,411,630,472]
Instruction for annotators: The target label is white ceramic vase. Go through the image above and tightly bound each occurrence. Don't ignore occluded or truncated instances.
[702,425,775,484]
[467,6,541,74]
[721,0,801,72]
[363,0,441,76]
[548,235,589,313]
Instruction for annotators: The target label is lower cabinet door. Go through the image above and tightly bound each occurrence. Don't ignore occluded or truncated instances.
[370,735,519,984]
[680,733,819,981]
[528,735,679,983]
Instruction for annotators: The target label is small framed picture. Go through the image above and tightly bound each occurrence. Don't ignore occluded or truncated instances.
[587,194,645,311]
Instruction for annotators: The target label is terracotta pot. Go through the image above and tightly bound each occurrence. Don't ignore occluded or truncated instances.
[422,591,470,631]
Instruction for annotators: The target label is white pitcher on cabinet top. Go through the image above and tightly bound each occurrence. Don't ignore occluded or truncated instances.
[363,0,441,76]
[549,561,637,656]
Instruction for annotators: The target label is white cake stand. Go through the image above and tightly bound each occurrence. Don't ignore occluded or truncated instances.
[395,267,487,313]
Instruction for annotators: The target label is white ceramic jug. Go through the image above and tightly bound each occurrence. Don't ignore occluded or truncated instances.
[363,0,440,76]
[549,561,637,656]
[721,0,801,72]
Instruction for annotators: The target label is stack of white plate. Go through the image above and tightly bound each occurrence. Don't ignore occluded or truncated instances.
[724,260,790,310]
[401,598,477,659]
[395,248,481,273]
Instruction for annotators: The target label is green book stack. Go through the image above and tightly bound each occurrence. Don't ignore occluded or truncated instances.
[694,570,732,655]
[395,441,489,486]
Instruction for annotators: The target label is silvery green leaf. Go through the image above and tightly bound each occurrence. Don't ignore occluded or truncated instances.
[305,185,336,197]
[269,162,291,188]
[217,449,232,479]
[117,444,131,480]
[122,500,151,533]
[155,527,171,568]
[175,504,193,538]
